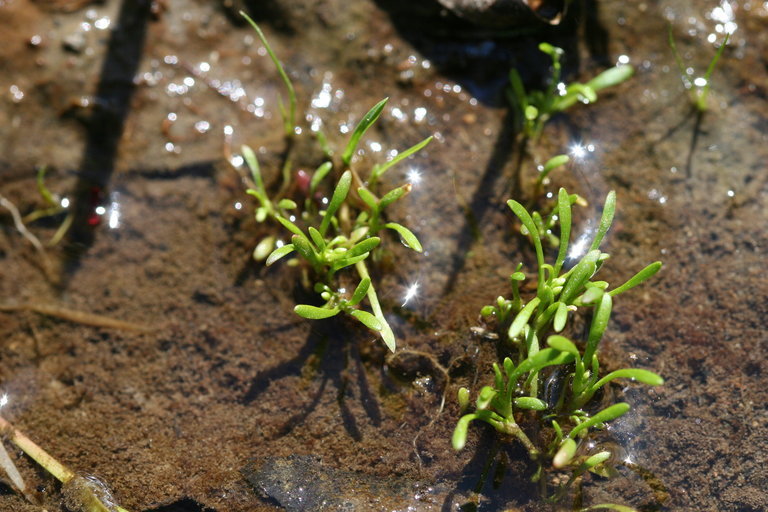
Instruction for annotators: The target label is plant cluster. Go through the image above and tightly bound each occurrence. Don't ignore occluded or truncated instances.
[240,13,430,352]
[508,43,634,142]
[452,188,664,502]
[668,26,730,112]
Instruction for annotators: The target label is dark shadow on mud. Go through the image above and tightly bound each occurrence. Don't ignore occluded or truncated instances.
[63,0,152,278]
[241,316,383,441]
[441,109,518,296]
[441,428,539,511]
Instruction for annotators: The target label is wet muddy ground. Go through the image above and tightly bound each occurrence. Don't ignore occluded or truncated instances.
[0,0,767,511]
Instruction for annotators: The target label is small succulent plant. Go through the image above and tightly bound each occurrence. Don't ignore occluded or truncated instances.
[240,13,430,352]
[508,43,634,142]
[453,188,663,502]
[668,26,730,112]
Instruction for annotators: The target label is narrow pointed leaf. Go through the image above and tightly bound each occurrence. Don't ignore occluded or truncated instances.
[508,200,545,277]
[241,145,265,196]
[554,187,572,274]
[347,237,380,258]
[240,12,296,135]
[609,261,662,296]
[342,98,388,165]
[310,161,333,195]
[349,277,371,306]
[308,227,326,251]
[292,234,317,262]
[560,250,600,304]
[379,184,410,209]
[320,170,352,235]
[589,191,616,252]
[331,253,370,272]
[357,187,379,211]
[276,215,306,238]
[265,243,294,266]
[374,136,433,178]
[583,292,612,368]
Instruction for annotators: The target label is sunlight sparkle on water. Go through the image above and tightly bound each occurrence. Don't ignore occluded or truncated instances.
[107,196,121,229]
[406,167,423,185]
[402,282,419,307]
[0,393,7,408]
[567,231,591,261]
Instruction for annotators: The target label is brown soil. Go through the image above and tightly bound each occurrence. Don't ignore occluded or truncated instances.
[1,0,767,511]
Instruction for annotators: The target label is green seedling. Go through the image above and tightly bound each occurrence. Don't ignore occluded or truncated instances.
[508,43,634,141]
[240,16,430,352]
[668,26,730,112]
[0,414,129,512]
[454,188,663,501]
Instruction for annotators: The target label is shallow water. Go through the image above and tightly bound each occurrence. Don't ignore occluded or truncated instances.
[0,1,767,511]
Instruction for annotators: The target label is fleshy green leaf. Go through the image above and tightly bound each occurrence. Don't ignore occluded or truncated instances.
[568,403,630,439]
[560,250,600,304]
[278,198,297,209]
[349,309,382,331]
[508,200,545,278]
[508,298,540,340]
[452,413,477,451]
[276,215,306,238]
[342,98,388,165]
[253,236,276,261]
[294,304,340,320]
[349,277,371,306]
[241,145,265,197]
[589,191,616,252]
[587,64,634,91]
[554,187,572,275]
[553,302,569,332]
[330,253,370,272]
[553,438,577,468]
[379,184,411,209]
[384,222,422,252]
[583,292,612,368]
[291,234,317,262]
[308,227,326,251]
[347,237,381,258]
[265,243,294,266]
[310,161,333,195]
[320,170,352,236]
[609,261,662,296]
[547,335,579,357]
[590,369,664,392]
[514,397,547,410]
[357,187,379,211]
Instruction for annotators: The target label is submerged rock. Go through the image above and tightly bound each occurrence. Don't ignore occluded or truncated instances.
[243,455,458,511]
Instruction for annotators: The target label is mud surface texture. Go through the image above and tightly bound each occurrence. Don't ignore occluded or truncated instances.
[1,0,767,511]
